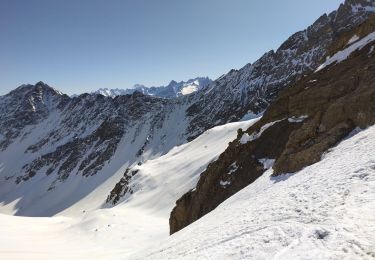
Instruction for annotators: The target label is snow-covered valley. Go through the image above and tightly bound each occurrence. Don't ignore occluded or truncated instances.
[2,117,375,259]
[0,119,257,259]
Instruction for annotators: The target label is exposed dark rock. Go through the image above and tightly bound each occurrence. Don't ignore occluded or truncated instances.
[106,168,139,205]
[0,82,64,150]
[170,119,300,234]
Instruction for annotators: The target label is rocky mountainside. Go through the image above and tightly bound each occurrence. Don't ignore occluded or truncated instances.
[185,0,375,139]
[170,15,375,234]
[91,77,212,98]
[0,83,194,215]
[1,0,375,217]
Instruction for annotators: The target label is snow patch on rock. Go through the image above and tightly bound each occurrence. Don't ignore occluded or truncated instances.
[240,119,284,144]
[258,158,275,170]
[316,31,375,72]
[347,34,359,45]
[288,115,309,123]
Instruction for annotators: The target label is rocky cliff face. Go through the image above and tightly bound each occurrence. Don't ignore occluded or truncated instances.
[170,16,375,234]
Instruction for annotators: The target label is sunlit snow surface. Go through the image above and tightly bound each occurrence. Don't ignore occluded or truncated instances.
[2,120,375,259]
[0,119,258,259]
[135,125,375,259]
[1,120,375,259]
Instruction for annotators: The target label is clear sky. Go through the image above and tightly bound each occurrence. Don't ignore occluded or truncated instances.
[0,0,344,95]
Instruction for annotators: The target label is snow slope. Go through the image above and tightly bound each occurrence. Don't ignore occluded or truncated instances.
[2,118,375,260]
[0,119,257,259]
[0,207,166,260]
[109,119,259,218]
[134,125,375,259]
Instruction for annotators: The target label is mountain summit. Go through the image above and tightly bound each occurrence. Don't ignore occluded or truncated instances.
[91,77,212,98]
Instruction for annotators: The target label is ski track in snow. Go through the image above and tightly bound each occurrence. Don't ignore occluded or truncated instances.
[133,125,375,259]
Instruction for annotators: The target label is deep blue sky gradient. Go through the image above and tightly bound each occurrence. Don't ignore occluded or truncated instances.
[0,0,344,95]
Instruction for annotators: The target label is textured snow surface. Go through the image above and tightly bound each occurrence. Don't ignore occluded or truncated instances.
[0,119,257,259]
[134,125,375,259]
[316,31,375,72]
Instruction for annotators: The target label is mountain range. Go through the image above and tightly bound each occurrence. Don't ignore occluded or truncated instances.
[1,0,375,258]
[90,77,212,98]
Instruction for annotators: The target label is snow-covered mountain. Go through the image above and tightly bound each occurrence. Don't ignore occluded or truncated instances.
[170,13,375,234]
[91,77,212,98]
[185,0,375,139]
[1,0,374,218]
[1,0,375,259]
[0,83,194,216]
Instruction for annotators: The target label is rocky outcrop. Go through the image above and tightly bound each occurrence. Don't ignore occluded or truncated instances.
[106,168,139,205]
[170,18,375,234]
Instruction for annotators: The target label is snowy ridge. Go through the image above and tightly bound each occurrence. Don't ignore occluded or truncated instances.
[90,77,212,98]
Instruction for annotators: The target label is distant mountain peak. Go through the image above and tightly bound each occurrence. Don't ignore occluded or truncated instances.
[8,82,63,98]
[168,80,178,86]
[90,77,212,98]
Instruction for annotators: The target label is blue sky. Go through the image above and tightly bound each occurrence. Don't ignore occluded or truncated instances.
[0,0,344,95]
